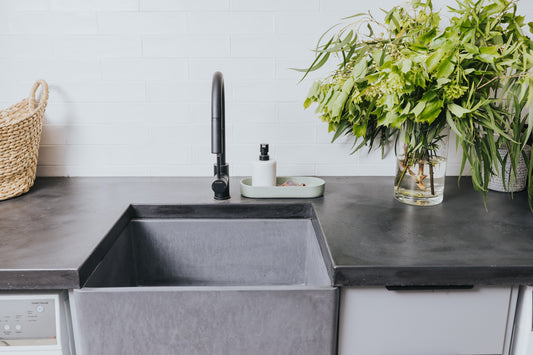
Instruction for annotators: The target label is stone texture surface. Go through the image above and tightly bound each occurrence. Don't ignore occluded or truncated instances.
[1,176,533,288]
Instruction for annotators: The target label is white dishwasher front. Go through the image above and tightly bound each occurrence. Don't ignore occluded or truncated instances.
[0,291,74,354]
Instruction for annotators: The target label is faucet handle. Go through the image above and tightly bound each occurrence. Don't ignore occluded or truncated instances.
[212,176,229,200]
[212,163,230,200]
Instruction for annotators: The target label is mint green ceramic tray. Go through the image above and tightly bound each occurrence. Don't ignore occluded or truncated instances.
[240,177,325,199]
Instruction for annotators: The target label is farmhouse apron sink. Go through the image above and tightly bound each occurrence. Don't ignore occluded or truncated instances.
[70,204,338,355]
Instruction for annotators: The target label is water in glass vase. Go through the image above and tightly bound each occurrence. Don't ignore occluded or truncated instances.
[394,155,447,206]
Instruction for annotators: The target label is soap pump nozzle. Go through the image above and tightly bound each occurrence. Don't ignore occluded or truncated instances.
[259,143,270,161]
[252,143,276,187]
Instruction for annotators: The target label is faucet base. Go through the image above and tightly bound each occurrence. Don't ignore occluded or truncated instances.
[212,179,230,200]
[213,163,230,200]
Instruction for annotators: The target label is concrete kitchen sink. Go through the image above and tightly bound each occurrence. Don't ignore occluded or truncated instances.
[70,204,338,355]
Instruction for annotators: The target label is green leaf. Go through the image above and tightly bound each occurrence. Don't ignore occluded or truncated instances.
[463,43,479,54]
[426,51,444,73]
[326,90,340,112]
[448,103,471,118]
[352,59,367,81]
[417,28,437,47]
[318,30,354,53]
[367,23,374,37]
[294,51,331,82]
[412,101,426,117]
[389,10,401,31]
[372,49,385,66]
[331,92,349,117]
[306,81,320,98]
[436,59,455,79]
[482,2,504,17]
[437,78,450,87]
[401,59,412,73]
[479,46,499,55]
[352,121,367,137]
[342,13,367,20]
[461,28,476,44]
[341,77,355,94]
[331,120,350,142]
[526,80,533,149]
[445,110,463,139]
[477,115,514,141]
[416,101,443,124]
[401,102,411,115]
[478,46,500,63]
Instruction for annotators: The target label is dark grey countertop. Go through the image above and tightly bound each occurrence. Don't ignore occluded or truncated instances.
[1,176,533,289]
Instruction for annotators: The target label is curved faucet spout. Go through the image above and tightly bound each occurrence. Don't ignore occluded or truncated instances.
[211,71,225,166]
[211,71,230,200]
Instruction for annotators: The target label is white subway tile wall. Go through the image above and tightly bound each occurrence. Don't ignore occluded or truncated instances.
[1,0,532,177]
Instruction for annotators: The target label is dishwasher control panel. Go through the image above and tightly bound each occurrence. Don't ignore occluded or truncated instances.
[0,296,57,346]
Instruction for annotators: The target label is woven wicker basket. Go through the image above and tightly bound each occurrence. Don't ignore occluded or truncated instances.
[0,80,49,201]
[488,145,531,192]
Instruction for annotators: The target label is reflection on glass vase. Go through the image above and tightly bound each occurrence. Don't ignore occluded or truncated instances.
[394,133,449,206]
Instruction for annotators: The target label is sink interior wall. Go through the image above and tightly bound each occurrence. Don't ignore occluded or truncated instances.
[85,218,330,287]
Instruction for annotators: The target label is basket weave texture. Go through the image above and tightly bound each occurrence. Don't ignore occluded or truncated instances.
[488,145,531,192]
[0,80,49,201]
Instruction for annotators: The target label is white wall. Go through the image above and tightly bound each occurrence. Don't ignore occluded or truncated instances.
[1,0,532,177]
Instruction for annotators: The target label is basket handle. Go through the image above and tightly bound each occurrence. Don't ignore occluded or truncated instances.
[28,79,49,112]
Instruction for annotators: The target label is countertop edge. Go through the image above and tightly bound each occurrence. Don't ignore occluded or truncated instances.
[0,269,80,290]
[333,265,533,287]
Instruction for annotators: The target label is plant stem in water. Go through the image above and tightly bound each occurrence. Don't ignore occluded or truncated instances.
[416,162,427,190]
[429,161,435,195]
[396,161,408,191]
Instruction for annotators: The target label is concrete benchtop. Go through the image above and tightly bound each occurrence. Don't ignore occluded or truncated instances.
[1,176,533,289]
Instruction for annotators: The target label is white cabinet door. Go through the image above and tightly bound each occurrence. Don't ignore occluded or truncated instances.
[511,286,533,354]
[338,286,516,355]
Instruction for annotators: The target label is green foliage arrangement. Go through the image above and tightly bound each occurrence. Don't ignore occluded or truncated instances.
[299,0,533,206]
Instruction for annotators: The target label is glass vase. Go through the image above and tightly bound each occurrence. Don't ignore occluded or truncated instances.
[393,134,449,206]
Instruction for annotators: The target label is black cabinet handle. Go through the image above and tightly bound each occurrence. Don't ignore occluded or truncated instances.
[385,285,474,291]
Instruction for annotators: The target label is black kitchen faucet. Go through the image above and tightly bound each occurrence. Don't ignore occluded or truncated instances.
[211,71,230,200]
